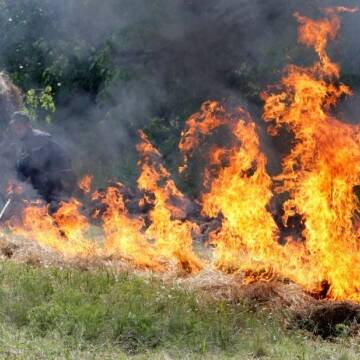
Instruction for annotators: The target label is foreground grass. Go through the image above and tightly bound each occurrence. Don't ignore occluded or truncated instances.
[0,261,358,359]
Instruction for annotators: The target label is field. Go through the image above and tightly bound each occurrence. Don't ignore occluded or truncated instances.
[0,261,357,360]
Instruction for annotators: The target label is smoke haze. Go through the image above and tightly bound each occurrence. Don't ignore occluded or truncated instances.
[0,0,359,189]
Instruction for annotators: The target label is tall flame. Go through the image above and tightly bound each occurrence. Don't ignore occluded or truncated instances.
[3,7,360,303]
[178,7,360,301]
[180,102,280,271]
[262,7,360,301]
[137,131,203,273]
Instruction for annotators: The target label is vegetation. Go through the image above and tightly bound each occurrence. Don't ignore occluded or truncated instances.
[0,261,357,359]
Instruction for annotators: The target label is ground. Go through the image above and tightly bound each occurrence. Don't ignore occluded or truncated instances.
[0,261,358,360]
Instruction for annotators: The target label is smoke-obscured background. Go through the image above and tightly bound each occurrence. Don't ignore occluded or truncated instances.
[0,0,359,191]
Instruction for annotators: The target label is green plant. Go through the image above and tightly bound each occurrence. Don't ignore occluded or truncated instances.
[24,86,56,123]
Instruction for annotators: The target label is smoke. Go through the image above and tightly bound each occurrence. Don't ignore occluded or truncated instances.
[0,0,359,194]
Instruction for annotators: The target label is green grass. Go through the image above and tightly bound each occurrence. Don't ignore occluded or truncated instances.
[0,261,358,359]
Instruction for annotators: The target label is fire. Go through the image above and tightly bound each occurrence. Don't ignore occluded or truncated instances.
[79,175,93,194]
[93,184,164,270]
[8,132,203,273]
[2,7,359,303]
[178,7,360,301]
[137,131,203,273]
[13,200,95,257]
[180,102,280,271]
[262,7,360,301]
[179,101,230,173]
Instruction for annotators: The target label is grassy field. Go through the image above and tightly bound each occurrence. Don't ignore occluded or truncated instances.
[0,261,358,359]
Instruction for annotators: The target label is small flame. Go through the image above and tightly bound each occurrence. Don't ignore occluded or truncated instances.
[94,185,164,270]
[79,175,93,194]
[179,101,230,173]
[13,200,95,257]
[7,179,23,195]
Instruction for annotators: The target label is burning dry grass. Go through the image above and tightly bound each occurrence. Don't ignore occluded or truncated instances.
[0,8,359,346]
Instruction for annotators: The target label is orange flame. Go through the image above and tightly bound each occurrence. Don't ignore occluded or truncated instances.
[137,131,203,273]
[9,132,204,273]
[3,7,360,302]
[179,101,230,173]
[262,8,360,301]
[79,175,93,194]
[179,102,280,271]
[14,200,95,257]
[178,8,360,301]
[95,185,165,269]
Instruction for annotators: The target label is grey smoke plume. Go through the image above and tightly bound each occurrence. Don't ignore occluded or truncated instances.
[0,0,359,192]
